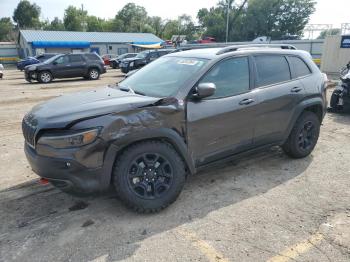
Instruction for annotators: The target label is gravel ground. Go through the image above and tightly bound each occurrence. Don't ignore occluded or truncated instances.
[0,69,349,262]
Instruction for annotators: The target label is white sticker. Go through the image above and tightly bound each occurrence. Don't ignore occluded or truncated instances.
[177,59,199,66]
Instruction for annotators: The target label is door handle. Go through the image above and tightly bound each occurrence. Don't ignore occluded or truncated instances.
[66,64,71,67]
[239,98,255,105]
[291,87,303,93]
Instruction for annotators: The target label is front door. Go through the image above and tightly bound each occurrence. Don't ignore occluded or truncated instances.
[51,55,71,78]
[186,56,259,166]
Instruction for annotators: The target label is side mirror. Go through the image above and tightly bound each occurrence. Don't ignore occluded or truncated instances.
[193,83,216,99]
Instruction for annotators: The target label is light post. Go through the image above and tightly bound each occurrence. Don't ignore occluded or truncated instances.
[226,1,229,43]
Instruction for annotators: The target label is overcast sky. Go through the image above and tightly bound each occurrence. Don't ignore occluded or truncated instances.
[0,0,349,27]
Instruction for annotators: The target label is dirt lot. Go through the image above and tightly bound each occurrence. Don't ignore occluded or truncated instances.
[0,69,349,262]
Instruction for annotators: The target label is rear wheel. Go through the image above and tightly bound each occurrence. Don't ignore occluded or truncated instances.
[88,68,100,80]
[113,141,186,213]
[330,91,340,108]
[282,112,320,158]
[38,71,53,83]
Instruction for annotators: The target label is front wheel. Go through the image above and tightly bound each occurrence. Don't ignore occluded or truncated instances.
[282,112,320,158]
[330,91,342,109]
[113,141,186,213]
[38,71,53,83]
[88,68,100,80]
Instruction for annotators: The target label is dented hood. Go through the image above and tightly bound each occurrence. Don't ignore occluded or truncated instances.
[30,87,160,129]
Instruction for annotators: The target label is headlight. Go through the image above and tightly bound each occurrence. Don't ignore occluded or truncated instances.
[129,62,134,67]
[28,66,37,71]
[38,128,99,149]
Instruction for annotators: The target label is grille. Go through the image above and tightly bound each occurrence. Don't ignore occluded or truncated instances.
[22,114,38,147]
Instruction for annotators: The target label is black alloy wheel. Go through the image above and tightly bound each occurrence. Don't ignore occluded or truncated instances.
[113,141,186,213]
[297,121,316,151]
[127,153,173,199]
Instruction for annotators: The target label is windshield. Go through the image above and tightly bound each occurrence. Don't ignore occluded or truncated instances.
[119,56,208,97]
[118,54,128,59]
[135,51,148,59]
[43,54,63,64]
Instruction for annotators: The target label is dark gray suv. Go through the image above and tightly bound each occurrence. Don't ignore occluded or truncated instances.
[25,53,106,83]
[22,44,327,213]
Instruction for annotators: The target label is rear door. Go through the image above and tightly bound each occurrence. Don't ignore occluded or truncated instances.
[187,56,259,165]
[252,54,306,146]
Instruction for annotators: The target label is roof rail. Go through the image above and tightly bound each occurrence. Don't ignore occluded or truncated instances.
[216,44,297,55]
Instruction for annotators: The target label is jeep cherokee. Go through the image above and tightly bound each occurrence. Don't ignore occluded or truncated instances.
[22,44,327,213]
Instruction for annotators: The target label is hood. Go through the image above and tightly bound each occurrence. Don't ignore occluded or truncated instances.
[29,87,160,129]
[18,57,38,64]
[25,61,48,71]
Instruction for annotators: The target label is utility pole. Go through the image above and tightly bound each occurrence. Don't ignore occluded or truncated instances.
[225,2,229,43]
[81,4,87,32]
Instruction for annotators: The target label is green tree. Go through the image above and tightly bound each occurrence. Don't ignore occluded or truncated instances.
[197,6,226,41]
[245,0,316,40]
[86,16,106,32]
[63,6,87,31]
[197,0,316,41]
[103,19,124,32]
[317,28,341,39]
[148,16,164,37]
[115,3,148,32]
[13,0,41,29]
[162,20,179,40]
[0,17,14,41]
[43,17,65,31]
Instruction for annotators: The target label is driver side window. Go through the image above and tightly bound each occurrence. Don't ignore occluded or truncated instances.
[200,57,250,99]
[54,55,69,65]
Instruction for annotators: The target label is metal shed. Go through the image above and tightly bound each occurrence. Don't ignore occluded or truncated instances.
[18,30,163,58]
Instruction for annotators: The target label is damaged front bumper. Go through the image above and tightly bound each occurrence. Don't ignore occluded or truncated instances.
[24,139,114,194]
[25,71,37,82]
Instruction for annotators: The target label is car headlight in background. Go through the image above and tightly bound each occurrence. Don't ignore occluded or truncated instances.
[129,62,134,67]
[38,128,100,149]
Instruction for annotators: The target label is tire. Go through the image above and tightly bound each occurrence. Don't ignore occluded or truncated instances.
[113,141,186,213]
[38,71,53,83]
[88,68,100,80]
[112,62,117,69]
[330,92,340,108]
[282,111,320,159]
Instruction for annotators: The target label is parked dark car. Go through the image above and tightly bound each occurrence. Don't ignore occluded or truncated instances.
[24,53,106,83]
[17,53,60,71]
[110,53,137,69]
[120,49,177,73]
[23,44,327,213]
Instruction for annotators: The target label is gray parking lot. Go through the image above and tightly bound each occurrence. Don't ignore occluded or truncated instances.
[0,69,349,262]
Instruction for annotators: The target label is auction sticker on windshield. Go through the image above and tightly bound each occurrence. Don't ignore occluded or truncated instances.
[177,59,202,66]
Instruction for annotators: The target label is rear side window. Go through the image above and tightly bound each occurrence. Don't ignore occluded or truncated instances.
[69,55,84,63]
[200,56,250,98]
[150,52,159,59]
[255,55,291,87]
[288,56,311,78]
[85,53,101,61]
